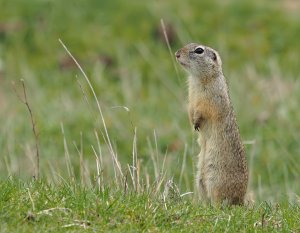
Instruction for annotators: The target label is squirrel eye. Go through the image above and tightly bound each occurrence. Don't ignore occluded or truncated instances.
[194,47,204,54]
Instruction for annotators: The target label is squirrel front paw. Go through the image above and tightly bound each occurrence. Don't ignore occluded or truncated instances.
[194,122,201,131]
[193,116,204,131]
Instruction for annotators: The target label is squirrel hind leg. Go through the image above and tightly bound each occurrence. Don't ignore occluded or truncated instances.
[227,196,244,206]
[211,192,244,207]
[221,197,244,207]
[195,176,209,204]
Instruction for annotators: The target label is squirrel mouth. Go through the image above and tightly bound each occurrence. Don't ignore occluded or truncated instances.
[175,55,190,68]
[178,60,189,68]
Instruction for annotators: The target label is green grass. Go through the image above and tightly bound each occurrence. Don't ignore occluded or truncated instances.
[1,178,299,232]
[1,0,300,231]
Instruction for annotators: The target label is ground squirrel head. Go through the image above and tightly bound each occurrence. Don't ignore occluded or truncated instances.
[175,43,222,80]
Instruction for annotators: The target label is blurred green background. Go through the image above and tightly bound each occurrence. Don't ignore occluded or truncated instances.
[0,0,300,202]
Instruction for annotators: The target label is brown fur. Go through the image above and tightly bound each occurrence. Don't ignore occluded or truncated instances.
[175,43,248,205]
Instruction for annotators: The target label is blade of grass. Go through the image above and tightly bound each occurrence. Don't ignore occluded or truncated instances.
[59,39,124,180]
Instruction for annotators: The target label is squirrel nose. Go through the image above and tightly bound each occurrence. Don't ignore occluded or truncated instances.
[175,51,180,58]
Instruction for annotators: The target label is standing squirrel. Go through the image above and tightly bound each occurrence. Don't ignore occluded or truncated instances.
[175,43,248,205]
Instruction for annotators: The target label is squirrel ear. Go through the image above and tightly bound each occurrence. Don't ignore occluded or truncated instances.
[212,52,217,62]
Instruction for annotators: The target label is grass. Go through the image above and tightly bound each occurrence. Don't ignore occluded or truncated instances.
[1,178,299,232]
[1,0,300,231]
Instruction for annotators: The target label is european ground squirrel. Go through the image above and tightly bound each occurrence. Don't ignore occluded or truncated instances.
[175,43,248,205]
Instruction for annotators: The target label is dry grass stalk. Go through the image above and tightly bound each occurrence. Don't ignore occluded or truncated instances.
[59,39,124,183]
[12,79,40,179]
